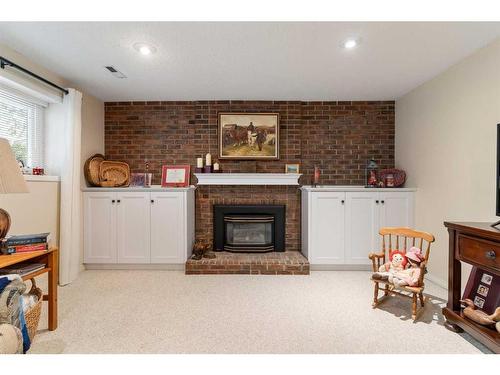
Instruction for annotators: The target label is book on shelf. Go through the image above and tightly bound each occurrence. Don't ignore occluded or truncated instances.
[1,232,50,255]
[10,243,48,253]
[0,244,48,255]
[0,263,46,276]
[5,232,50,246]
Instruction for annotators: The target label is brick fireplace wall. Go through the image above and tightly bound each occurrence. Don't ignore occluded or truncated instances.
[104,100,395,251]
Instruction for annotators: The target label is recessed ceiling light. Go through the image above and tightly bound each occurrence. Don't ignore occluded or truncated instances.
[133,42,157,56]
[343,39,358,49]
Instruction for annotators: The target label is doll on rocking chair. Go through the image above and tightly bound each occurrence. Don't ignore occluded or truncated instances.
[388,247,425,288]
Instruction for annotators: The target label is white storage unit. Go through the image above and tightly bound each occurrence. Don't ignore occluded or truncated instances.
[83,186,195,266]
[301,186,415,267]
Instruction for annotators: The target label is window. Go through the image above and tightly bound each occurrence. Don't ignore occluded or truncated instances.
[0,87,45,168]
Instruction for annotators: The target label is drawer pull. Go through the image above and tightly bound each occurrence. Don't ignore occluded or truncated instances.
[485,250,496,260]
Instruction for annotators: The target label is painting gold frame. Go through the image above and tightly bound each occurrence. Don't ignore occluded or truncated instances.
[218,112,280,160]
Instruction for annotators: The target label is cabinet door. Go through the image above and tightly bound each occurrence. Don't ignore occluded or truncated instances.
[309,192,345,264]
[379,192,414,229]
[150,192,185,263]
[116,192,151,263]
[84,193,116,263]
[345,192,379,264]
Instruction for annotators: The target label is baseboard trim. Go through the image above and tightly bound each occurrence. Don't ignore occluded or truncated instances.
[310,264,372,271]
[84,264,185,271]
[425,273,447,289]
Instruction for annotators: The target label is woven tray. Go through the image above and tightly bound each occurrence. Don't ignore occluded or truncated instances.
[24,278,43,342]
[99,161,130,187]
[84,153,105,186]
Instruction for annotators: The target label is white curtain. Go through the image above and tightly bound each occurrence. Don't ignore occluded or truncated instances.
[45,89,82,285]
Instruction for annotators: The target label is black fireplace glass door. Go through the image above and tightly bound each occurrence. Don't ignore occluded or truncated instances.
[224,215,274,250]
[226,221,273,246]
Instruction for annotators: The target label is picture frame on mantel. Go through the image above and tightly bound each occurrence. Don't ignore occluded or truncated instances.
[218,112,279,160]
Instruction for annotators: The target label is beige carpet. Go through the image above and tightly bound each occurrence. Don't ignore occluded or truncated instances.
[29,270,489,354]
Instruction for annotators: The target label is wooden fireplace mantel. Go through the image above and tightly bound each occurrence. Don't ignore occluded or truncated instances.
[194,173,301,186]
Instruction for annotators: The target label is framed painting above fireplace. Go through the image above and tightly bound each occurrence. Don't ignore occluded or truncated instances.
[218,112,279,160]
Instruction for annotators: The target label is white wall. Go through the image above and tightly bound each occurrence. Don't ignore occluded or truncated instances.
[81,94,105,187]
[396,38,500,287]
[0,180,60,246]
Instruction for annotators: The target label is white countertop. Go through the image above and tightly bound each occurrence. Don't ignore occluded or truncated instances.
[82,185,196,192]
[300,185,416,192]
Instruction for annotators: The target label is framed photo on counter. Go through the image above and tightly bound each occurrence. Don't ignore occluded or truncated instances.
[161,165,191,187]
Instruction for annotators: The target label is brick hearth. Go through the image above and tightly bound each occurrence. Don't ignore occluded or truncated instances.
[185,251,310,275]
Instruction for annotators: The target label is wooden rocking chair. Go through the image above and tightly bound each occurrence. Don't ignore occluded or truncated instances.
[368,227,435,321]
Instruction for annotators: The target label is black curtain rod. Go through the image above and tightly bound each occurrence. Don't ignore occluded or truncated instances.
[0,56,69,95]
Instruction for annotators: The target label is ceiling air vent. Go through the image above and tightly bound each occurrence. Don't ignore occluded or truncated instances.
[105,66,127,79]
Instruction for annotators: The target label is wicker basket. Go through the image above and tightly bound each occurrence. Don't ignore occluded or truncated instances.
[99,161,130,187]
[84,153,105,186]
[24,278,43,342]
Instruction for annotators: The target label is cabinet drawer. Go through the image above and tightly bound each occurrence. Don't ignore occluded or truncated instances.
[458,235,500,272]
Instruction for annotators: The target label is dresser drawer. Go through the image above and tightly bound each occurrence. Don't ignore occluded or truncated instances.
[458,235,500,272]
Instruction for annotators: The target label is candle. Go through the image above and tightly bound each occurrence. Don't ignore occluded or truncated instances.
[197,157,203,168]
[213,162,220,171]
[313,166,320,186]
[205,153,212,166]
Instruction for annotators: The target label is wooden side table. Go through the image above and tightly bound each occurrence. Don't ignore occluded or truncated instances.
[0,248,58,330]
[443,222,499,353]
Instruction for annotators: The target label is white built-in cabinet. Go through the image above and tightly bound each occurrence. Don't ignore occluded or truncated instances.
[301,187,415,266]
[83,187,195,265]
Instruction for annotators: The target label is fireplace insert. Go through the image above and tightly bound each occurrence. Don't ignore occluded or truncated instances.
[213,205,285,252]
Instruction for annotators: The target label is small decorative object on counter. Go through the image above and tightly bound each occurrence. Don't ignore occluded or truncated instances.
[365,157,378,187]
[32,167,44,175]
[205,153,212,166]
[144,173,152,187]
[144,161,152,188]
[385,173,394,187]
[313,166,320,187]
[213,161,220,173]
[130,173,146,187]
[203,165,212,173]
[379,169,406,187]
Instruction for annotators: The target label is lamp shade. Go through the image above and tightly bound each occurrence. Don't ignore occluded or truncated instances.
[0,137,28,194]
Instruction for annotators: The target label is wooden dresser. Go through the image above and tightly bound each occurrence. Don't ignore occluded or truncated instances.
[443,222,500,353]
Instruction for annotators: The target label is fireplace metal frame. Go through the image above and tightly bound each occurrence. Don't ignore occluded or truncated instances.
[213,204,286,252]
